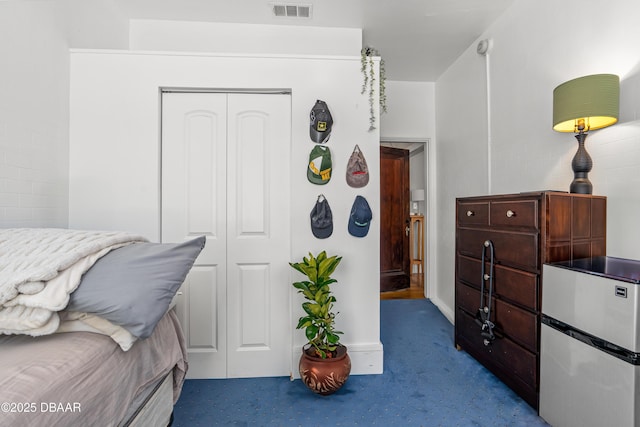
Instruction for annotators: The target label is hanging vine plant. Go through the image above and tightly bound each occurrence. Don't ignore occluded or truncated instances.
[360,47,387,131]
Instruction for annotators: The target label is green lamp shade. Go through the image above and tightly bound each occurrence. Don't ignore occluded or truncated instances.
[553,73,620,132]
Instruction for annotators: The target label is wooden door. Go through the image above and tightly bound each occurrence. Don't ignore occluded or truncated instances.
[161,92,291,379]
[380,146,411,291]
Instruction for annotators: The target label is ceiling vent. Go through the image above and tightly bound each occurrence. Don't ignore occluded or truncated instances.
[271,3,312,18]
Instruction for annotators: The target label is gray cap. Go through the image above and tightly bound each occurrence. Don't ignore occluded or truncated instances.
[310,195,333,239]
[346,144,369,188]
[309,100,333,144]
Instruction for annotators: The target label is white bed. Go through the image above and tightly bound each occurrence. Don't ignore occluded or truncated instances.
[0,310,186,427]
[0,228,205,427]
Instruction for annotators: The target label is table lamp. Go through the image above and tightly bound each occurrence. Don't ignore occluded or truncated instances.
[552,73,619,194]
[411,189,424,214]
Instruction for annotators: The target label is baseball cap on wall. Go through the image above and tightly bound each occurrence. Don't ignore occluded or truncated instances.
[309,100,333,144]
[348,195,372,237]
[307,145,332,185]
[310,195,333,239]
[346,144,369,188]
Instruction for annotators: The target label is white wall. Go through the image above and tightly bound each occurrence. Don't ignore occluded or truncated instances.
[381,81,435,140]
[0,1,69,227]
[0,0,128,228]
[69,50,383,375]
[129,20,361,57]
[409,149,426,208]
[435,0,640,320]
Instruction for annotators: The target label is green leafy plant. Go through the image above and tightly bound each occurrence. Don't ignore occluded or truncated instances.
[290,251,343,359]
[360,46,387,131]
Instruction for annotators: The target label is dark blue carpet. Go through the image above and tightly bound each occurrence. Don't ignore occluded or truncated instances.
[172,299,548,426]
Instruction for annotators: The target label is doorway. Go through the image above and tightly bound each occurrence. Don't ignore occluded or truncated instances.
[380,141,428,300]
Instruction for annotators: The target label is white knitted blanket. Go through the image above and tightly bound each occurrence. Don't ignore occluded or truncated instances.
[0,228,147,336]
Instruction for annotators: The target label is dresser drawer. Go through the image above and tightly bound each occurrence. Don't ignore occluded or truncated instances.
[457,229,539,271]
[456,282,538,351]
[490,199,538,229]
[457,255,538,309]
[458,202,489,226]
[456,308,537,388]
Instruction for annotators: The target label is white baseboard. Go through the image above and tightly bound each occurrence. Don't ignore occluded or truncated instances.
[290,341,384,379]
[429,296,454,325]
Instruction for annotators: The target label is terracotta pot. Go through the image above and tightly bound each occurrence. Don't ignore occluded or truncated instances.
[299,344,351,395]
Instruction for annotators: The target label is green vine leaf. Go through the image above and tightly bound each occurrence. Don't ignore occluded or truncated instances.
[360,47,387,131]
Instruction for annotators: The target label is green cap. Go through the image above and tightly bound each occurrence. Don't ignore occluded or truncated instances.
[307,145,332,185]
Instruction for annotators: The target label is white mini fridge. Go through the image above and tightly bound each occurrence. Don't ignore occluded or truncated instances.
[541,257,640,427]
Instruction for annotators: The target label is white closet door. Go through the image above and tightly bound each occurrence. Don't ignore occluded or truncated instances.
[162,92,228,378]
[161,92,291,379]
[226,93,291,378]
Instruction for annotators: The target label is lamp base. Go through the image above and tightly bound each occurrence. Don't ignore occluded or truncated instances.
[570,177,593,194]
[570,132,593,195]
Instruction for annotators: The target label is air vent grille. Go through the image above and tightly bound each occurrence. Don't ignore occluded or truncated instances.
[271,3,312,18]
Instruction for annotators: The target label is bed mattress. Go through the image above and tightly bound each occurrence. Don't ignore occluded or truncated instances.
[0,310,187,427]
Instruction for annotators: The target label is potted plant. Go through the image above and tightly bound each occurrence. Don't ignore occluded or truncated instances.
[290,251,351,395]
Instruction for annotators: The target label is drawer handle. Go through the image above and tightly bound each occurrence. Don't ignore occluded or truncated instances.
[466,210,474,217]
[506,209,515,218]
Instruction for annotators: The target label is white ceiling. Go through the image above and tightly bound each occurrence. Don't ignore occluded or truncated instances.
[113,0,513,81]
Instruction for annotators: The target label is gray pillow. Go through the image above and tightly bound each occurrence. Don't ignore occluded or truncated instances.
[67,236,205,339]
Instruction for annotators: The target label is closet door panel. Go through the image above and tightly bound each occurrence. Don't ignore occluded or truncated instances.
[185,113,218,234]
[237,263,270,346]
[235,112,268,234]
[226,93,291,378]
[184,266,219,348]
[161,92,228,379]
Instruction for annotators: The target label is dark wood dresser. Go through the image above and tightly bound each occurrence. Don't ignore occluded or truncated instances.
[454,191,606,410]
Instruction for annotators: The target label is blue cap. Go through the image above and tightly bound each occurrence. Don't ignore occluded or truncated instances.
[348,195,372,237]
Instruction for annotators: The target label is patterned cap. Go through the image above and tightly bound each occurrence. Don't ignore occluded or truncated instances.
[307,145,332,185]
[309,100,333,144]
